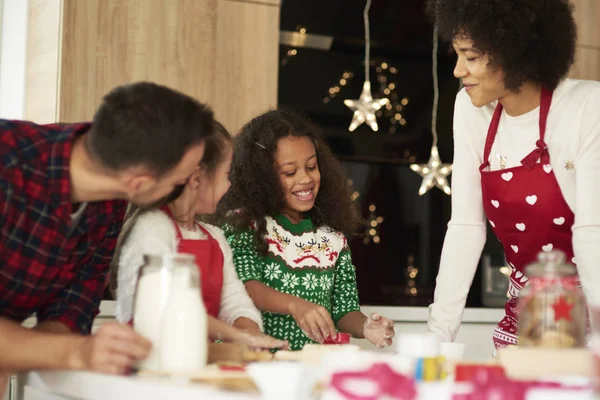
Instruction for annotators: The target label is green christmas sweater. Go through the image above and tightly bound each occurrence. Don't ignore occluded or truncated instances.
[224,214,360,350]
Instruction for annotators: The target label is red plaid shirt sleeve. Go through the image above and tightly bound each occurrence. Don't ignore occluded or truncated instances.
[0,176,8,232]
[0,126,14,228]
[35,225,121,333]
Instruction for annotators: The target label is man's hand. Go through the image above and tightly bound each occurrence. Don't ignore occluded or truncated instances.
[34,321,71,334]
[0,373,9,398]
[70,323,151,375]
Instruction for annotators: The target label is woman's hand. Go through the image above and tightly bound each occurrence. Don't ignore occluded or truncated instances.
[288,298,337,343]
[363,313,395,348]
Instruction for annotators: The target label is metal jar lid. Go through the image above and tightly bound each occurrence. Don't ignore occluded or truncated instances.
[525,250,576,277]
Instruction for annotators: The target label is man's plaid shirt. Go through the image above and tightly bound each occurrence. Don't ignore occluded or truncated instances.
[0,120,126,333]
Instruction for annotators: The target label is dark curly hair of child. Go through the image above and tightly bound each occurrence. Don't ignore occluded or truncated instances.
[426,0,577,91]
[216,109,363,255]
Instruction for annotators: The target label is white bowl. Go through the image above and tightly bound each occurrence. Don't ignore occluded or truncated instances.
[439,342,465,361]
[396,332,440,358]
[246,361,317,400]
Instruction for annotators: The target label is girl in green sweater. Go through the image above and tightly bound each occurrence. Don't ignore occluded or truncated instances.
[218,109,395,350]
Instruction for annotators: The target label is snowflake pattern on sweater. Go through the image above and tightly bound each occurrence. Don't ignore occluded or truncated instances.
[225,215,360,350]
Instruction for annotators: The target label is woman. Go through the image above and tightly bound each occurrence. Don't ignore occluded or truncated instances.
[426,0,600,349]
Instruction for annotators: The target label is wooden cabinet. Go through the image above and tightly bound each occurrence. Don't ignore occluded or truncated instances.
[57,0,219,125]
[572,0,600,48]
[24,0,280,133]
[569,0,600,81]
[571,46,600,82]
[214,0,280,133]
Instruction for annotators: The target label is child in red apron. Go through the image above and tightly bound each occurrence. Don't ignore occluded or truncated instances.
[426,0,600,350]
[113,121,287,350]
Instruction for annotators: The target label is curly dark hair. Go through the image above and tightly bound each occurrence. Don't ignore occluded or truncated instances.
[426,0,577,91]
[216,109,363,255]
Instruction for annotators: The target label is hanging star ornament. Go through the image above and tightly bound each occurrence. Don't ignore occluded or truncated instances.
[344,81,389,132]
[410,145,452,196]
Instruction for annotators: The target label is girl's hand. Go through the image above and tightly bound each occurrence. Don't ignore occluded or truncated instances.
[208,315,287,350]
[232,317,263,336]
[289,298,337,343]
[239,332,289,351]
[363,313,395,348]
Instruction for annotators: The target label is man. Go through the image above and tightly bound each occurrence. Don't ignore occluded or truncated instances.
[0,82,213,376]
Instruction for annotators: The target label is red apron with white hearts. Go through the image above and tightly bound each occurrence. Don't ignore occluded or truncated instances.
[162,207,224,318]
[479,88,576,349]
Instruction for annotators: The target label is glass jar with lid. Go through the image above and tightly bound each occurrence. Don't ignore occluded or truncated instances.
[518,250,586,348]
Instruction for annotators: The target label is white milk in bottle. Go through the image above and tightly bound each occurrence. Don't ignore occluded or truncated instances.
[159,257,208,372]
[132,254,189,371]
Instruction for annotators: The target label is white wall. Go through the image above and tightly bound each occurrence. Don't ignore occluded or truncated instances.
[0,0,28,120]
[354,306,500,361]
[0,4,28,398]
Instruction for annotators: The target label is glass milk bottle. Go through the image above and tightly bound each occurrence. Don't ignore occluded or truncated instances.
[159,255,208,372]
[518,250,586,348]
[132,254,180,371]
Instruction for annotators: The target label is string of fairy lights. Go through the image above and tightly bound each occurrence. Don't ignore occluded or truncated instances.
[282,1,454,246]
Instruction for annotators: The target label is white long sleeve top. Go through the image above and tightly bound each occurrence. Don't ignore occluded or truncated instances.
[115,209,263,330]
[428,78,600,342]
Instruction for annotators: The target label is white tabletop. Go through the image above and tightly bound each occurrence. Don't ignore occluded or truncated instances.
[22,370,594,400]
[23,371,255,400]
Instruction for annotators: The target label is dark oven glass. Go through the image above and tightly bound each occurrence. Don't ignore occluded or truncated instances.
[278,0,506,307]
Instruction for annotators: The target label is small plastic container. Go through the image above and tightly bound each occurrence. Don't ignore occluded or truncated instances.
[327,363,417,400]
[324,332,351,345]
[454,363,506,383]
[396,333,442,382]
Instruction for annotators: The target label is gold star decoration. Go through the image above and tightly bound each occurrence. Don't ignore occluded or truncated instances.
[344,81,390,132]
[565,160,575,171]
[410,146,452,196]
[409,24,453,196]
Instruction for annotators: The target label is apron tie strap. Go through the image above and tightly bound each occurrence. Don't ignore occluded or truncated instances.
[520,139,549,170]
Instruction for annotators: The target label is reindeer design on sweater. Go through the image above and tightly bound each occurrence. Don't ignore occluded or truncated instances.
[293,238,320,264]
[262,217,345,269]
[265,226,291,253]
[318,236,339,262]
